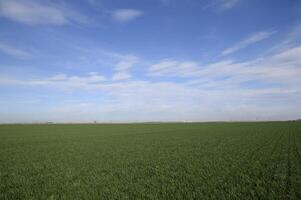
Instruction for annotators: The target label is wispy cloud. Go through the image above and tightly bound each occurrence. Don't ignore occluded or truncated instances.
[112,72,131,81]
[160,0,171,6]
[87,0,101,7]
[50,72,106,83]
[0,72,106,91]
[148,60,199,77]
[52,44,139,81]
[267,20,301,53]
[192,46,301,90]
[112,55,139,81]
[218,0,241,10]
[1,45,301,122]
[147,45,301,91]
[1,51,300,122]
[112,9,144,22]
[0,43,31,59]
[7,43,298,92]
[116,55,139,71]
[0,0,87,25]
[222,30,277,56]
[205,0,242,11]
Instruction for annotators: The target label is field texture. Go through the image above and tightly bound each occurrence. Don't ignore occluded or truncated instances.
[0,122,301,199]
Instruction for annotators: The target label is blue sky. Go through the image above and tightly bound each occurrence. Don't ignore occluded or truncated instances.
[0,0,301,123]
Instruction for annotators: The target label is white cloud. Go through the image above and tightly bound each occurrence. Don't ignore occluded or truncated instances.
[0,74,96,90]
[0,43,31,59]
[1,73,300,122]
[116,55,139,71]
[222,30,277,55]
[36,72,107,89]
[218,0,241,10]
[205,0,242,11]
[1,45,301,122]
[191,46,301,89]
[112,72,131,81]
[148,60,200,77]
[282,20,301,46]
[112,55,139,81]
[87,0,100,7]
[49,74,68,81]
[148,45,301,91]
[271,45,301,64]
[160,0,171,6]
[55,45,139,82]
[112,9,143,22]
[0,0,87,25]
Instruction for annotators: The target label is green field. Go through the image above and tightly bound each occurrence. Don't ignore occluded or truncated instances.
[0,122,301,199]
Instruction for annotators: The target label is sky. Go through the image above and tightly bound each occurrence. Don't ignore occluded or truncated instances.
[0,0,301,123]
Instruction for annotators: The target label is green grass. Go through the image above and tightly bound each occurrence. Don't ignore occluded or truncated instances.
[0,122,301,199]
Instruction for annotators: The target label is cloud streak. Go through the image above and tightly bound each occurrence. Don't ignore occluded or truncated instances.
[148,45,301,91]
[112,55,139,81]
[0,43,31,59]
[112,9,143,22]
[148,60,199,77]
[222,30,277,55]
[0,0,87,25]
[218,0,241,10]
[205,0,242,11]
[1,72,299,122]
[1,40,300,122]
[112,72,131,81]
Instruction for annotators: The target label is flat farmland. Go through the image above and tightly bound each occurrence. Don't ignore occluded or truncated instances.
[0,122,301,199]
